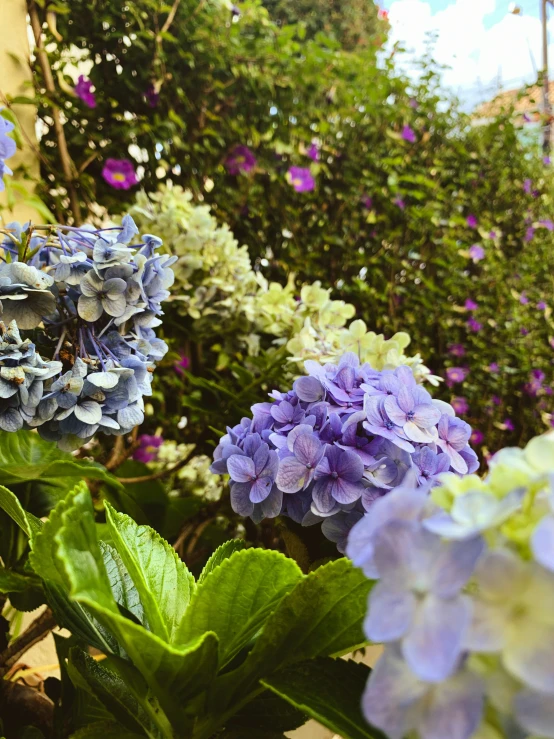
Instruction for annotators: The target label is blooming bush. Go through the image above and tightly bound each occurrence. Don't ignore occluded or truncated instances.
[0,216,173,448]
[211,351,477,544]
[347,430,554,739]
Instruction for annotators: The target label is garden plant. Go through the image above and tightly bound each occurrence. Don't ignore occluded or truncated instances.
[0,0,554,737]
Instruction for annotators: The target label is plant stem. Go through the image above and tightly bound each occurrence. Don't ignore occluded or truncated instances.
[0,608,56,675]
[28,1,82,225]
[116,451,195,484]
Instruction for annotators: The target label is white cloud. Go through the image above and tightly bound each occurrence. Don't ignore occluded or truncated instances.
[387,0,554,107]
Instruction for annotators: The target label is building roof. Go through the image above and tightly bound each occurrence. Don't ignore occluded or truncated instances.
[474,81,554,122]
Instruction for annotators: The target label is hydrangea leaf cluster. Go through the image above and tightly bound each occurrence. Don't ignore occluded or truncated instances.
[347,430,554,739]
[211,351,477,543]
[0,216,174,449]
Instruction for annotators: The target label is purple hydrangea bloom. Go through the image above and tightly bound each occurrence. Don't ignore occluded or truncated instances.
[0,112,16,192]
[212,353,476,546]
[226,145,256,175]
[287,167,315,192]
[437,415,472,473]
[227,437,279,514]
[102,159,138,190]
[75,75,96,108]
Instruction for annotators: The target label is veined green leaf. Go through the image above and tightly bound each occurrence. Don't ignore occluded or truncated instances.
[177,548,302,667]
[198,539,247,582]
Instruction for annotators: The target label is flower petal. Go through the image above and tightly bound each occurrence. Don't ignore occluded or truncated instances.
[514,688,554,739]
[275,456,308,494]
[74,400,102,425]
[532,515,554,572]
[227,454,255,483]
[365,582,416,643]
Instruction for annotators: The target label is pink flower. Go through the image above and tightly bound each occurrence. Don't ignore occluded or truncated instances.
[464,299,478,311]
[466,317,482,333]
[394,196,405,210]
[361,194,373,209]
[102,159,138,190]
[538,301,547,310]
[226,145,256,175]
[75,75,96,108]
[521,327,529,336]
[306,142,320,161]
[504,418,515,432]
[519,292,529,305]
[287,167,315,192]
[133,435,163,463]
[446,367,468,387]
[466,214,478,228]
[489,363,499,373]
[491,395,501,406]
[175,352,190,376]
[451,396,469,415]
[470,429,484,445]
[469,244,485,262]
[401,125,416,143]
[448,343,466,358]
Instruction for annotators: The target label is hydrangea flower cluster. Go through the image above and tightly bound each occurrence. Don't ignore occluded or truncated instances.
[0,111,16,192]
[128,186,259,328]
[211,351,477,540]
[0,216,174,449]
[347,431,554,739]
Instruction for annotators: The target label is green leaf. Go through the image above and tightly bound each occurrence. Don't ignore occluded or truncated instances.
[262,658,385,739]
[198,539,247,582]
[68,647,168,739]
[227,690,308,734]
[69,723,144,739]
[100,542,145,625]
[0,484,36,537]
[0,567,37,593]
[0,430,123,509]
[104,503,195,644]
[212,558,372,709]
[177,548,302,667]
[55,488,219,725]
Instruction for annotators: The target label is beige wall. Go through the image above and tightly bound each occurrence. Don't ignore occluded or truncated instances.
[0,0,41,222]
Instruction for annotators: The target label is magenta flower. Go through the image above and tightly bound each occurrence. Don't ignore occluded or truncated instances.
[524,226,535,242]
[145,84,160,108]
[226,145,256,175]
[446,367,468,387]
[134,434,163,463]
[394,196,405,210]
[464,299,478,311]
[521,327,529,336]
[469,244,485,262]
[448,343,466,358]
[520,292,529,305]
[470,429,484,445]
[75,75,96,108]
[174,352,190,376]
[538,301,547,310]
[102,159,138,190]
[466,214,478,228]
[489,363,499,373]
[361,194,373,209]
[492,395,501,405]
[504,418,515,432]
[287,167,315,193]
[401,124,416,143]
[451,396,469,415]
[466,318,482,333]
[306,142,320,161]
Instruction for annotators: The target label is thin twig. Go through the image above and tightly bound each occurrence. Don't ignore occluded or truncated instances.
[158,0,182,37]
[116,452,194,484]
[0,608,56,674]
[28,1,82,225]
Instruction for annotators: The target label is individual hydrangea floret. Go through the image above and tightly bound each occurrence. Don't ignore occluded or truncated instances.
[0,215,174,449]
[211,351,477,538]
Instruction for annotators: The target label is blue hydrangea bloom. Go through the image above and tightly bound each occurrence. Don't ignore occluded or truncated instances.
[212,352,477,542]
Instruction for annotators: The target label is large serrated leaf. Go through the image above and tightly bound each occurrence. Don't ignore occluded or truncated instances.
[262,658,386,739]
[100,541,145,626]
[55,488,219,727]
[104,503,194,644]
[212,558,372,709]
[0,484,39,537]
[198,539,247,582]
[177,548,303,667]
[0,567,37,593]
[68,648,168,739]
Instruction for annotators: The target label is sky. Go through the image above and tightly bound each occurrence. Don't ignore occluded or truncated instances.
[385,0,554,108]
